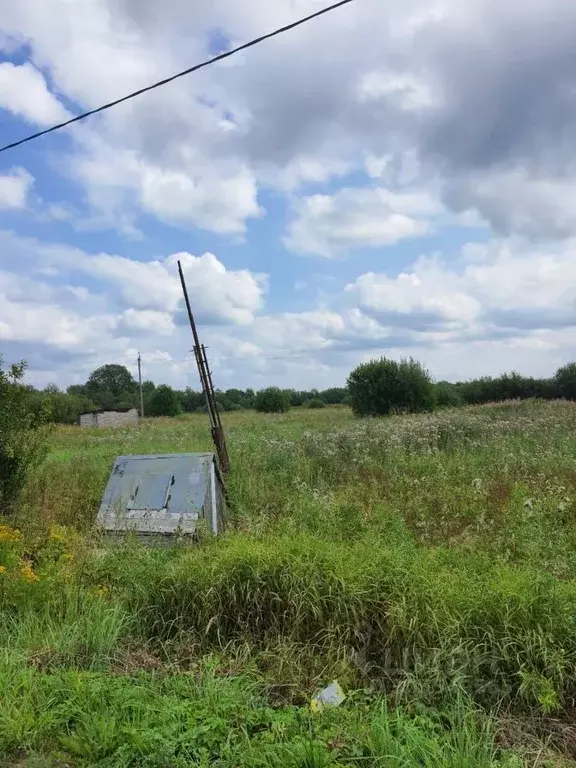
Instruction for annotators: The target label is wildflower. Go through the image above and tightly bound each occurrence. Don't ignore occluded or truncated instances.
[0,565,6,575]
[93,585,109,598]
[48,525,68,544]
[20,561,39,583]
[0,525,22,543]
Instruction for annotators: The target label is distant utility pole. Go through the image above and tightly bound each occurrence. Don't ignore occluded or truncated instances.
[137,352,144,418]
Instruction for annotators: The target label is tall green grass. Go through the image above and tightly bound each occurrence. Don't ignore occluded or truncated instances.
[0,592,131,671]
[5,401,576,764]
[82,533,576,714]
[0,659,515,766]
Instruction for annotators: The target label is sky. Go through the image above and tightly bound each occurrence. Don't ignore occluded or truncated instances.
[1,0,576,391]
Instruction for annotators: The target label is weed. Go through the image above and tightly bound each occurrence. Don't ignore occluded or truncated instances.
[4,401,576,764]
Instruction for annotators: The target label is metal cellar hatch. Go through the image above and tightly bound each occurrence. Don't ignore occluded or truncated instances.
[96,453,226,539]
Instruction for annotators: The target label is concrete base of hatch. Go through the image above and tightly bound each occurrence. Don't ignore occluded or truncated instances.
[96,453,227,540]
[97,532,200,548]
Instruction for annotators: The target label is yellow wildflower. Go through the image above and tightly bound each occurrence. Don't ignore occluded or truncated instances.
[0,565,6,575]
[20,561,39,583]
[62,553,75,563]
[48,525,68,544]
[93,585,109,598]
[0,525,22,543]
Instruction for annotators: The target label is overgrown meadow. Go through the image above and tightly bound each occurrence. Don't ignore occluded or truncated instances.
[3,401,576,766]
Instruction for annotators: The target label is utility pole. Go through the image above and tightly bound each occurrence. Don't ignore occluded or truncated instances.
[178,260,230,473]
[137,352,144,419]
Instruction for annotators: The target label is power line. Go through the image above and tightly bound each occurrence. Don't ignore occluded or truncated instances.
[0,0,356,155]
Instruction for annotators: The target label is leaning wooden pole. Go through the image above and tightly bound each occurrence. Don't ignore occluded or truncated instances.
[177,260,230,474]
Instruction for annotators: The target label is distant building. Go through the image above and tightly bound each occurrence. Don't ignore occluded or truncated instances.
[78,408,139,428]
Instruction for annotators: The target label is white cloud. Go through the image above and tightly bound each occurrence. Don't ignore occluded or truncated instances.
[364,154,392,179]
[251,309,348,354]
[346,262,481,329]
[4,233,576,390]
[2,0,576,242]
[72,142,263,235]
[285,187,440,256]
[0,232,269,388]
[74,250,266,324]
[358,70,438,111]
[0,0,167,109]
[4,0,576,390]
[170,252,266,325]
[344,239,576,335]
[0,232,267,326]
[0,0,264,235]
[138,164,261,234]
[0,293,116,349]
[0,61,69,125]
[445,169,576,240]
[264,155,352,191]
[462,240,576,319]
[207,237,576,388]
[118,309,175,335]
[0,168,33,209]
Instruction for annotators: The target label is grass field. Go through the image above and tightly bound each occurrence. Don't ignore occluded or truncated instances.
[3,401,576,766]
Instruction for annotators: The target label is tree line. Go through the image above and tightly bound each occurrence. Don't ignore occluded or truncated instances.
[16,363,350,423]
[347,359,576,417]
[7,359,576,424]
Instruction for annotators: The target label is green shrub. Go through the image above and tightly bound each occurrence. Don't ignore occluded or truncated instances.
[456,373,560,405]
[41,391,97,424]
[347,357,436,417]
[289,390,308,407]
[148,385,181,417]
[225,402,243,412]
[555,363,576,400]
[435,381,463,408]
[320,387,348,405]
[304,398,326,409]
[0,359,50,513]
[255,387,291,414]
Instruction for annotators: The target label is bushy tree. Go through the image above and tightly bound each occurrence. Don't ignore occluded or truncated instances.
[347,357,436,417]
[224,388,249,408]
[532,378,558,400]
[221,400,242,412]
[320,387,348,405]
[178,387,204,413]
[435,381,463,408]
[85,364,137,409]
[255,387,291,414]
[244,388,256,408]
[67,384,87,398]
[555,363,576,400]
[305,397,326,409]
[46,392,97,424]
[0,358,50,512]
[213,391,234,412]
[148,385,181,417]
[456,372,560,405]
[289,390,308,407]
